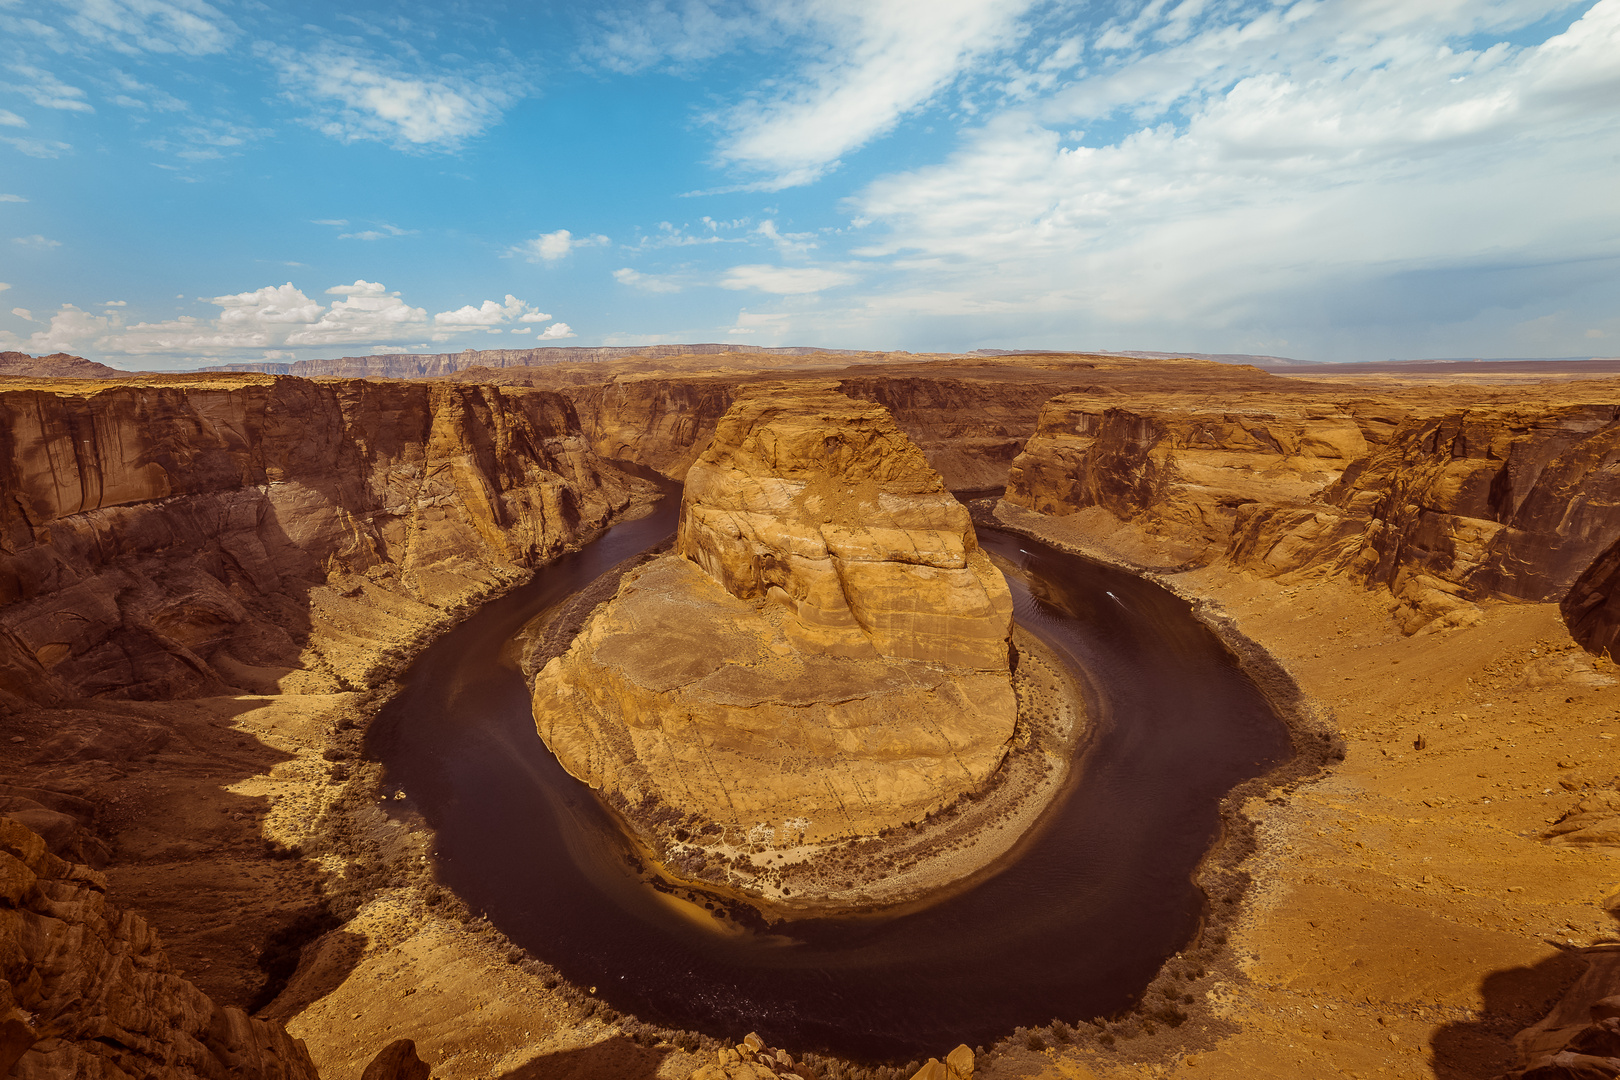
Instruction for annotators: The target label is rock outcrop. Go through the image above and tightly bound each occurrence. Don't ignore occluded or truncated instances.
[1005,397,1368,555]
[0,374,646,706]
[1006,394,1620,637]
[531,387,1016,866]
[0,817,320,1078]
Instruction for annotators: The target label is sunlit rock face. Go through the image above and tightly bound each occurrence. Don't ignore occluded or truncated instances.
[677,387,1013,669]
[531,386,1017,849]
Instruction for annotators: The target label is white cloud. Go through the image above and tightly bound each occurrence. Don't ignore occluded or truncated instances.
[513,229,611,262]
[0,193,27,202]
[432,294,550,329]
[719,263,854,294]
[757,219,816,255]
[0,283,8,292]
[260,43,524,151]
[3,137,71,158]
[11,308,33,321]
[4,65,94,112]
[58,0,236,56]
[338,222,416,241]
[763,0,1620,358]
[0,111,25,128]
[0,279,576,362]
[702,0,1035,187]
[613,267,683,293]
[102,299,126,306]
[583,2,778,74]
[312,218,348,227]
[12,235,61,248]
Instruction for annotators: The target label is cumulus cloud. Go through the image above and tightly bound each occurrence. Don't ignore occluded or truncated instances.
[539,322,575,339]
[719,264,854,294]
[260,43,525,151]
[0,281,570,362]
[12,235,61,248]
[513,229,612,262]
[432,294,551,328]
[12,308,34,321]
[0,111,25,128]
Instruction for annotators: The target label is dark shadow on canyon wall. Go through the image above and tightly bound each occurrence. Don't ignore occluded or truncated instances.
[496,1035,672,1080]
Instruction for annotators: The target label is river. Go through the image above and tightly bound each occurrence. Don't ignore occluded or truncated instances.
[366,495,1291,1061]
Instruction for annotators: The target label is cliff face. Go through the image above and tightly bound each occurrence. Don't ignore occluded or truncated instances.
[1006,395,1620,636]
[530,388,1016,862]
[0,375,643,705]
[566,373,1083,490]
[1005,397,1369,555]
[0,817,319,1079]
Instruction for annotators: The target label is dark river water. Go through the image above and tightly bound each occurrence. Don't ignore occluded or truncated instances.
[366,496,1291,1061]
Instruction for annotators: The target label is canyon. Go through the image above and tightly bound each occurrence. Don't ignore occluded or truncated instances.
[528,386,1050,910]
[3,348,1620,1079]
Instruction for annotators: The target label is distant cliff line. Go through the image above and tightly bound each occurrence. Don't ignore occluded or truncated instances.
[200,343,847,379]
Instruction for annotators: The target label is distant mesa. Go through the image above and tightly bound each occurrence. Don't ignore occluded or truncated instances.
[528,385,1020,904]
[0,351,122,379]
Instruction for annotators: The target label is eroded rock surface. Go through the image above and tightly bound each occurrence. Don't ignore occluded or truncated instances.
[531,387,1016,866]
[1006,394,1620,636]
[0,374,646,706]
[0,817,320,1079]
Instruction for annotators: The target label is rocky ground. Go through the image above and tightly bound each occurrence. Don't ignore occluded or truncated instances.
[979,501,1620,1080]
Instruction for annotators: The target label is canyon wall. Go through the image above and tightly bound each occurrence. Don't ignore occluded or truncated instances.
[1005,394,1620,636]
[567,373,1093,490]
[0,375,645,706]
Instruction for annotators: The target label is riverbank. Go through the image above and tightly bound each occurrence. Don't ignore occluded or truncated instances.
[975,500,1620,1080]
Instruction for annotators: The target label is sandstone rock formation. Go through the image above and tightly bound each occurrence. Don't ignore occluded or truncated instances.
[1005,394,1620,637]
[0,374,646,706]
[555,357,1282,491]
[0,817,321,1078]
[531,387,1016,862]
[1005,397,1368,555]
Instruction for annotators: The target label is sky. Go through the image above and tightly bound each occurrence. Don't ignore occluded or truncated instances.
[0,0,1616,369]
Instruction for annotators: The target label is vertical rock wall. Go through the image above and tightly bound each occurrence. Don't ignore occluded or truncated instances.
[0,376,644,705]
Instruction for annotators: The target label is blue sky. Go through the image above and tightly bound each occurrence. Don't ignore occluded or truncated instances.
[0,0,1616,369]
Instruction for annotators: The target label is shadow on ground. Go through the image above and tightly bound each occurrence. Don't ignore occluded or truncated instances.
[496,1036,673,1079]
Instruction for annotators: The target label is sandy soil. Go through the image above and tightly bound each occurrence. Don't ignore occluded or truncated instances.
[973,503,1620,1080]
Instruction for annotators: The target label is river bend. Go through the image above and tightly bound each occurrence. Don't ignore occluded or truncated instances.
[367,498,1290,1060]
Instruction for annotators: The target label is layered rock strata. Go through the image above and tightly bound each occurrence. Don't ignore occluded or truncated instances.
[1005,395,1620,637]
[0,817,320,1079]
[531,387,1017,868]
[0,374,645,705]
